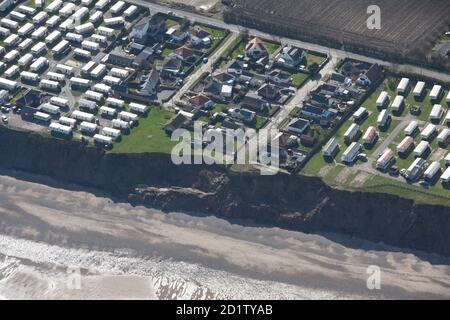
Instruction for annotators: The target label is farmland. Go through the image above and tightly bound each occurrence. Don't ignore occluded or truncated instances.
[225,0,450,63]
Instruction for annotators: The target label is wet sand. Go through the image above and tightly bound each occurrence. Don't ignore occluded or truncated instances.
[0,173,450,299]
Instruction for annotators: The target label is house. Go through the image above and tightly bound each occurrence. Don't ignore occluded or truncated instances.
[189,94,213,110]
[266,70,291,85]
[131,15,166,43]
[166,26,188,43]
[139,69,159,96]
[300,103,333,124]
[133,47,155,69]
[212,72,235,85]
[240,95,265,112]
[170,46,195,63]
[222,118,244,130]
[245,37,268,60]
[330,73,347,85]
[287,118,309,135]
[107,50,135,68]
[356,63,383,87]
[310,93,333,108]
[204,80,223,98]
[276,46,305,68]
[165,112,192,134]
[162,58,182,77]
[187,26,211,47]
[319,84,338,96]
[15,89,42,108]
[257,83,280,100]
[229,108,256,123]
[227,60,244,75]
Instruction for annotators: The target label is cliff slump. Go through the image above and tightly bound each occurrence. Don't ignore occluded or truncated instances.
[1,127,450,256]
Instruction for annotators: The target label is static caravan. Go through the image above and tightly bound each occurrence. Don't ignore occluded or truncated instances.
[59,18,75,31]
[404,120,419,137]
[89,11,103,24]
[90,64,107,78]
[78,99,98,112]
[72,110,95,122]
[34,111,52,122]
[406,158,427,182]
[50,122,72,136]
[438,128,450,145]
[73,8,90,22]
[93,83,111,94]
[31,26,48,40]
[17,5,36,16]
[82,0,94,6]
[60,3,76,17]
[124,5,138,18]
[81,61,97,75]
[103,75,121,85]
[40,79,60,90]
[322,137,339,158]
[51,39,69,55]
[18,25,34,40]
[447,91,450,104]
[112,118,130,130]
[1,18,19,30]
[413,81,426,98]
[4,65,19,79]
[397,136,414,155]
[85,90,103,102]
[30,57,48,72]
[390,95,404,113]
[4,34,20,47]
[341,142,361,164]
[97,26,114,37]
[33,11,49,25]
[377,109,390,128]
[421,123,437,141]
[18,38,33,52]
[424,161,441,182]
[129,102,149,114]
[50,96,69,108]
[57,64,74,76]
[46,0,63,13]
[344,123,360,144]
[35,0,43,8]
[4,49,19,62]
[106,97,125,109]
[362,126,377,146]
[75,22,95,35]
[74,48,92,59]
[45,16,61,28]
[376,148,395,171]
[10,11,26,22]
[397,77,410,94]
[59,116,77,128]
[101,127,121,140]
[20,71,40,82]
[91,34,107,44]
[99,106,116,117]
[445,153,450,166]
[110,67,129,79]
[0,45,4,56]
[430,104,444,122]
[18,53,34,67]
[376,91,388,109]
[353,107,368,122]
[45,30,61,44]
[430,85,443,101]
[69,76,90,88]
[0,77,18,91]
[441,166,450,184]
[39,103,61,115]
[110,1,125,15]
[66,32,83,43]
[81,40,99,51]
[31,42,47,55]
[95,0,110,10]
[118,111,138,122]
[413,140,430,158]
[0,27,11,37]
[93,134,113,146]
[47,72,66,82]
[80,121,98,134]
[104,16,124,27]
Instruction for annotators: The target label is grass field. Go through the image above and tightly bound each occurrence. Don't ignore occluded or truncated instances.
[109,107,177,154]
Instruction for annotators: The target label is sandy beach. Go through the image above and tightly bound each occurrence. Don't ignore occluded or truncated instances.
[0,173,450,299]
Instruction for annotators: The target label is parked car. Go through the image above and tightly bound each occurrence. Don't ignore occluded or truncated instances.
[2,115,9,123]
[419,180,430,188]
[358,153,368,162]
[389,166,399,176]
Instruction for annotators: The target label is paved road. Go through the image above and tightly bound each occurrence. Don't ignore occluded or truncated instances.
[165,32,239,108]
[130,0,450,83]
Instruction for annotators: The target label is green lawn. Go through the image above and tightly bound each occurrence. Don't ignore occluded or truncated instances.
[109,107,177,154]
[291,72,310,87]
[230,42,246,59]
[262,40,280,55]
[165,18,180,28]
[305,53,326,66]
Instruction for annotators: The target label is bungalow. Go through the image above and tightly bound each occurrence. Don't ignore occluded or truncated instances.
[212,72,235,85]
[188,26,211,47]
[229,108,256,123]
[287,118,309,135]
[245,37,268,60]
[170,46,195,63]
[165,112,192,134]
[139,69,159,96]
[162,57,182,76]
[189,93,213,110]
[276,46,305,68]
[257,83,280,100]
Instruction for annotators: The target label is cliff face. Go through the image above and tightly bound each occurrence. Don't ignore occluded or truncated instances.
[1,127,450,256]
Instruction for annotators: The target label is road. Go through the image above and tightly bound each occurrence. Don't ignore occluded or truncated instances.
[165,32,239,107]
[130,0,450,83]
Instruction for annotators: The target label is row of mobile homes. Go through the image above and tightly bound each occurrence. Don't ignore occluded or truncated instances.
[31,42,47,55]
[441,166,450,184]
[405,158,427,182]
[18,38,33,51]
[34,111,52,122]
[30,57,48,73]
[110,1,125,14]
[73,7,90,22]
[60,3,76,17]
[4,49,19,62]
[59,18,74,31]
[423,161,441,182]
[81,40,99,51]
[95,0,110,10]
[1,18,19,30]
[4,65,19,78]
[82,61,97,76]
[124,5,138,18]
[32,26,48,40]
[75,22,95,35]
[10,11,26,22]
[33,11,48,25]
[0,27,11,37]
[104,17,124,27]
[46,16,61,28]
[91,34,107,44]
[4,34,20,47]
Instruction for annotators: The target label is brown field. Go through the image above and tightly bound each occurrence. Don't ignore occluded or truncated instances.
[226,0,450,61]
